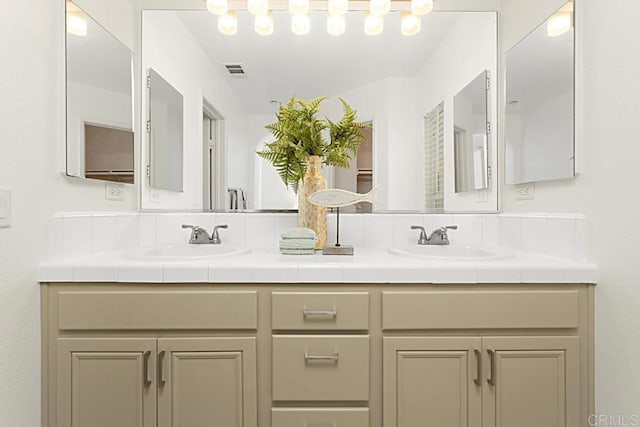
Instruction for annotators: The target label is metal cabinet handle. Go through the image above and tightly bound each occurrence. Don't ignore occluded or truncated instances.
[158,350,166,386]
[474,349,481,386]
[143,350,152,388]
[304,352,339,363]
[487,349,496,386]
[303,309,337,319]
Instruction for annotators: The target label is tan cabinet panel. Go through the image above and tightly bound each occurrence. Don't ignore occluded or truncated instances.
[272,335,370,402]
[57,338,157,427]
[383,337,482,427]
[157,338,257,427]
[482,336,580,427]
[272,408,370,427]
[57,291,258,330]
[272,292,369,331]
[382,291,579,330]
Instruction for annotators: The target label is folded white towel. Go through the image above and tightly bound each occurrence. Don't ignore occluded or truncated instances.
[281,227,317,240]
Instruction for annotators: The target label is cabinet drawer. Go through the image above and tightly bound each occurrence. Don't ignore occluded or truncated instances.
[57,291,257,330]
[272,408,369,427]
[382,290,579,330]
[272,335,369,401]
[272,292,369,330]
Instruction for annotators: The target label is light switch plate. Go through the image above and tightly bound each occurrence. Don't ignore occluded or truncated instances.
[105,182,124,201]
[0,188,11,228]
[515,182,535,200]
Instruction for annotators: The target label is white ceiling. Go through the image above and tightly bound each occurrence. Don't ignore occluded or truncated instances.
[174,10,463,114]
[66,10,132,95]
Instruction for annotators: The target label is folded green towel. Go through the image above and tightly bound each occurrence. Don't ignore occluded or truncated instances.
[281,227,317,240]
[280,248,315,255]
[279,238,318,250]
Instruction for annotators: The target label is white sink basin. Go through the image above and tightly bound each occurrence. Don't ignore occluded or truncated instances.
[127,244,250,261]
[389,245,512,261]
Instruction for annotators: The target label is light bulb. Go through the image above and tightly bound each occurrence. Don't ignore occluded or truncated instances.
[547,12,572,36]
[411,0,433,16]
[207,0,228,15]
[369,0,390,16]
[327,14,346,35]
[66,12,87,36]
[289,0,309,15]
[218,11,238,35]
[401,12,421,36]
[328,0,349,15]
[291,14,310,35]
[255,12,274,36]
[248,0,269,16]
[364,12,383,35]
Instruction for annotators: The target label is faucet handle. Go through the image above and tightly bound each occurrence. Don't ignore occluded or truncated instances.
[181,224,200,230]
[411,225,428,245]
[211,224,228,244]
[441,225,458,231]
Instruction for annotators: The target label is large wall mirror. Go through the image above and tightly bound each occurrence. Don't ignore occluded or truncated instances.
[65,1,134,184]
[140,6,498,212]
[505,1,575,184]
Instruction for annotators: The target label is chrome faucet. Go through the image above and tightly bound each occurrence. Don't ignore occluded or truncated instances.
[181,224,228,244]
[411,225,458,245]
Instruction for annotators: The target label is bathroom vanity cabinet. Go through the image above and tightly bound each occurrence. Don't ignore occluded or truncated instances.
[40,283,594,427]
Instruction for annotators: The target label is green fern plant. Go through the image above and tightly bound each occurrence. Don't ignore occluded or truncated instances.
[256,96,369,192]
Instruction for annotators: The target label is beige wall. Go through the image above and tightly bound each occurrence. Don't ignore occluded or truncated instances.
[501,0,640,415]
[0,0,137,425]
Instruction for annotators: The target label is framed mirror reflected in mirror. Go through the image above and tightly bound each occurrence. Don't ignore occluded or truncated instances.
[140,7,498,213]
[454,70,490,194]
[505,1,575,185]
[65,0,134,184]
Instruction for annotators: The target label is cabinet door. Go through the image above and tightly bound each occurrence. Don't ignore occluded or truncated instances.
[383,337,482,427]
[482,336,580,427]
[57,338,157,427]
[157,337,257,427]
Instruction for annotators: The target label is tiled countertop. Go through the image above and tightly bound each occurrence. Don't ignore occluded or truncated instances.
[38,248,598,285]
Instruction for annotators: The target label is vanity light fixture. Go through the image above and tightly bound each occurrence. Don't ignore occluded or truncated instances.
[364,12,384,35]
[66,11,88,36]
[291,13,311,35]
[547,3,573,37]
[369,0,390,16]
[327,14,346,35]
[218,11,238,35]
[255,11,274,35]
[248,0,269,16]
[66,2,87,37]
[401,12,421,36]
[328,0,349,15]
[410,0,433,16]
[289,0,310,15]
[207,0,228,15]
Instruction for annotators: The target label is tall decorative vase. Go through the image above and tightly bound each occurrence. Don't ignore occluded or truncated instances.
[298,155,327,250]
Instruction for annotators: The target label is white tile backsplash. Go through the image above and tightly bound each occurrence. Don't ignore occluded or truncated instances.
[50,211,590,263]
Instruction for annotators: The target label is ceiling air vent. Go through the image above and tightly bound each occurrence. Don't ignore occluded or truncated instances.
[223,63,246,77]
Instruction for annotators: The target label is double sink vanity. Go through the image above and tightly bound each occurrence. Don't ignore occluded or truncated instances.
[39,213,596,427]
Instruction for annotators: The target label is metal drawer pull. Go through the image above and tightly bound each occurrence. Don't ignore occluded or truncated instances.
[304,352,339,363]
[474,349,481,386]
[487,349,496,386]
[158,350,166,386]
[143,350,152,387]
[303,309,337,319]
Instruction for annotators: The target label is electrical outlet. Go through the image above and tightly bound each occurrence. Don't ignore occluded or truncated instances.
[476,190,488,202]
[0,188,11,228]
[515,182,535,200]
[105,182,124,201]
[150,190,161,202]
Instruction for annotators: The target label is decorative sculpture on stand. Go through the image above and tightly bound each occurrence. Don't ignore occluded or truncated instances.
[308,187,379,255]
